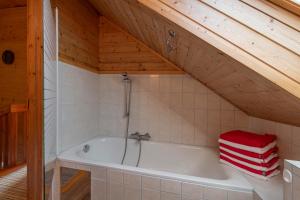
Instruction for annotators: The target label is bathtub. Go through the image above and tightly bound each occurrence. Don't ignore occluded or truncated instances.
[58,137,255,199]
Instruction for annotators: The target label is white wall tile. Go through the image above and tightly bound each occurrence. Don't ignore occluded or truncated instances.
[142,189,161,200]
[107,183,124,200]
[182,93,195,109]
[204,187,227,200]
[124,173,141,189]
[292,127,300,148]
[182,182,204,200]
[108,169,123,185]
[58,62,101,152]
[124,186,141,200]
[207,94,221,110]
[92,179,106,200]
[91,166,107,181]
[160,179,181,194]
[234,111,249,130]
[142,176,161,191]
[182,76,195,93]
[195,94,207,109]
[159,77,171,93]
[293,175,300,200]
[160,192,181,200]
[228,191,253,200]
[170,77,182,93]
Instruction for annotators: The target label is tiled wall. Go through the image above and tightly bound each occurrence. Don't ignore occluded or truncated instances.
[44,1,57,199]
[98,74,300,161]
[248,118,300,162]
[58,62,100,152]
[44,0,57,165]
[59,63,300,161]
[98,74,249,147]
[60,160,254,200]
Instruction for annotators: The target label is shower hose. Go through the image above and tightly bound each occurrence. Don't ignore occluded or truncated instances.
[120,75,142,167]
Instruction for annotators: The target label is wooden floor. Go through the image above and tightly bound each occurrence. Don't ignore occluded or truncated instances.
[0,166,27,200]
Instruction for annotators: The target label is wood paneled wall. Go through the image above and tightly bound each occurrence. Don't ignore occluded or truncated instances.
[99,17,183,74]
[0,0,26,9]
[56,0,182,74]
[0,7,27,105]
[89,0,300,126]
[57,0,99,73]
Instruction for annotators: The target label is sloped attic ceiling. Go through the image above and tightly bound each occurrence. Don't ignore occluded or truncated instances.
[99,17,183,74]
[89,0,300,126]
[56,0,182,74]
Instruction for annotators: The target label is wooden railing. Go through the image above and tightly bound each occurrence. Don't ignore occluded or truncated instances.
[0,104,28,169]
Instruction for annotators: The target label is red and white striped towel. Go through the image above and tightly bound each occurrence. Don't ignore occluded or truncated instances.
[219,130,280,180]
[219,143,278,160]
[219,130,277,154]
[220,152,279,171]
[220,155,280,180]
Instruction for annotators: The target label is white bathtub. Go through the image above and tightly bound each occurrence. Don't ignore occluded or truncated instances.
[58,137,254,195]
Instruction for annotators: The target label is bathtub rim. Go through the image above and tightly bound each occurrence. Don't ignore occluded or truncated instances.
[58,136,255,193]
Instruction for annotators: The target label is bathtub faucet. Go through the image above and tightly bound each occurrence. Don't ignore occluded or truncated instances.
[129,132,151,141]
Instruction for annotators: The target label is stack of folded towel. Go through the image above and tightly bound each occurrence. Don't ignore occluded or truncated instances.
[219,130,280,180]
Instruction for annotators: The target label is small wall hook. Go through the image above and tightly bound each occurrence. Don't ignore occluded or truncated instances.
[168,29,176,38]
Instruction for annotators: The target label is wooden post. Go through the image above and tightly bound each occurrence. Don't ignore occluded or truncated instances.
[0,115,5,168]
[8,112,18,167]
[23,112,27,163]
[27,0,44,199]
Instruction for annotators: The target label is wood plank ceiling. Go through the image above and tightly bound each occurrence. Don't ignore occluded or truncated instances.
[57,0,182,74]
[57,0,100,73]
[99,17,183,74]
[89,0,300,126]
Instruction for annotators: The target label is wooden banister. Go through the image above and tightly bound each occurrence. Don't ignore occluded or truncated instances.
[0,104,27,170]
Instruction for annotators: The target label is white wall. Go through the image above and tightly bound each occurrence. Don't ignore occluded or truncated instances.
[58,62,100,152]
[58,64,300,161]
[98,74,249,146]
[98,74,300,161]
[44,0,57,165]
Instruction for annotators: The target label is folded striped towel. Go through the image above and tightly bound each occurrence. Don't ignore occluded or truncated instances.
[220,155,280,180]
[220,143,278,162]
[219,130,277,154]
[219,130,279,180]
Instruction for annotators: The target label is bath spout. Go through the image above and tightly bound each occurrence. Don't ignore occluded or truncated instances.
[83,144,90,153]
[129,132,151,141]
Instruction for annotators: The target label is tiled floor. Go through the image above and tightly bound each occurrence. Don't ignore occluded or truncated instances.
[0,166,27,200]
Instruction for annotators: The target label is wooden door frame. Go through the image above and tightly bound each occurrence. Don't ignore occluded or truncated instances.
[27,0,43,199]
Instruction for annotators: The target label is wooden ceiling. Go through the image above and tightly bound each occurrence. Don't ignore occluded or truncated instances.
[57,0,182,74]
[0,0,26,9]
[99,17,183,74]
[89,0,300,126]
[57,0,100,73]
